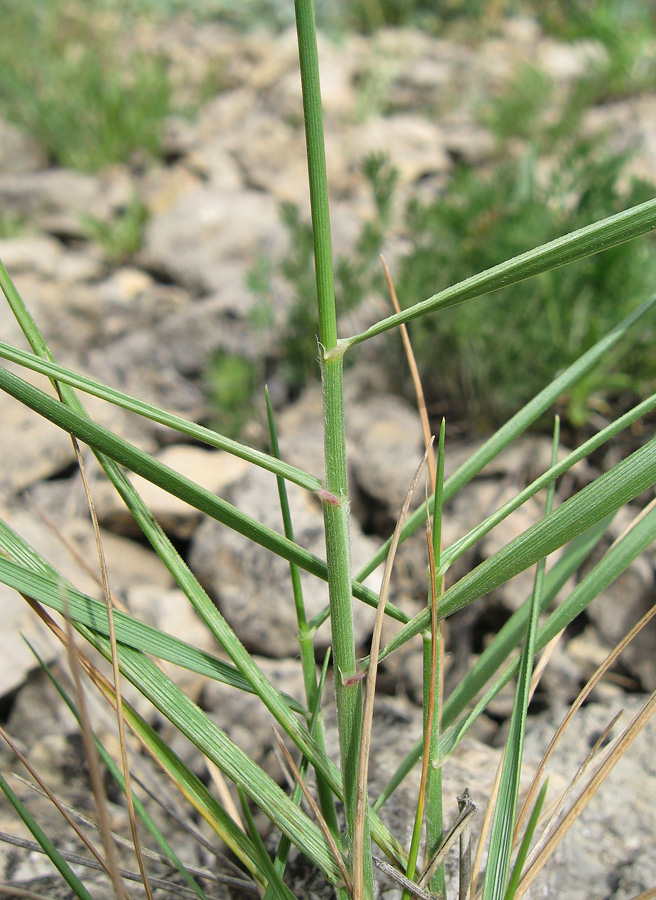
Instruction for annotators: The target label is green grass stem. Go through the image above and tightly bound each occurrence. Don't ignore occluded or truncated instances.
[265,388,341,847]
[425,420,446,898]
[294,0,372,892]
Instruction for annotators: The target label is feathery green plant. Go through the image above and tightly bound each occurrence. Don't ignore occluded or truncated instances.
[1,1,656,898]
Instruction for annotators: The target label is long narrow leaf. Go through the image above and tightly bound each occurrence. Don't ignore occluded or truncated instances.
[341,200,656,348]
[28,642,211,900]
[0,231,406,867]
[0,339,321,493]
[239,789,301,900]
[372,518,609,813]
[375,434,656,663]
[504,780,548,900]
[0,553,304,713]
[440,394,656,573]
[439,500,656,762]
[0,509,407,869]
[0,364,407,620]
[266,387,342,848]
[0,365,331,583]
[68,620,344,884]
[0,259,349,814]
[356,292,656,583]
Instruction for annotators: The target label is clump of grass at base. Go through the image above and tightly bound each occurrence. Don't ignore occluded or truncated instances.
[0,0,172,172]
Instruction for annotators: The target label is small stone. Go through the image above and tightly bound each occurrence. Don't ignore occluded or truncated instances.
[139,185,286,293]
[349,395,425,512]
[538,37,607,83]
[0,367,77,494]
[189,465,380,657]
[94,446,250,539]
[0,117,47,175]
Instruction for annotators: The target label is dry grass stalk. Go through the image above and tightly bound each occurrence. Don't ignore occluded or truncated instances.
[469,632,561,898]
[515,690,656,898]
[372,855,439,900]
[513,520,656,844]
[206,758,246,833]
[0,723,118,887]
[10,776,255,893]
[67,430,153,900]
[353,440,433,900]
[458,788,474,900]
[628,888,656,900]
[272,729,353,896]
[62,610,131,900]
[381,255,435,487]
[0,883,58,900]
[418,791,477,890]
[526,709,622,871]
[0,829,219,898]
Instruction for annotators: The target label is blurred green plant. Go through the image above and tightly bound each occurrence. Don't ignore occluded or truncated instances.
[394,144,656,430]
[341,0,443,32]
[483,65,554,143]
[82,197,149,264]
[0,214,27,240]
[0,0,172,172]
[205,350,260,438]
[537,0,656,100]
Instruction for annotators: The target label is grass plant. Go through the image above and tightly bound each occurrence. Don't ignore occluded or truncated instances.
[81,197,150,264]
[0,0,172,172]
[1,2,656,899]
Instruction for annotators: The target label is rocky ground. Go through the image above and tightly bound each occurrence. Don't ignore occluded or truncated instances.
[1,11,656,899]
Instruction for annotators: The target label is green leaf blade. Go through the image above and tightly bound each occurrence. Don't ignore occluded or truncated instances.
[343,198,656,347]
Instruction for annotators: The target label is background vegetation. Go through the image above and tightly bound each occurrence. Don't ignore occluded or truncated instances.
[2,0,656,435]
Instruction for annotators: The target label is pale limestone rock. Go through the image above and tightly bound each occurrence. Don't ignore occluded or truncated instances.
[94,445,250,539]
